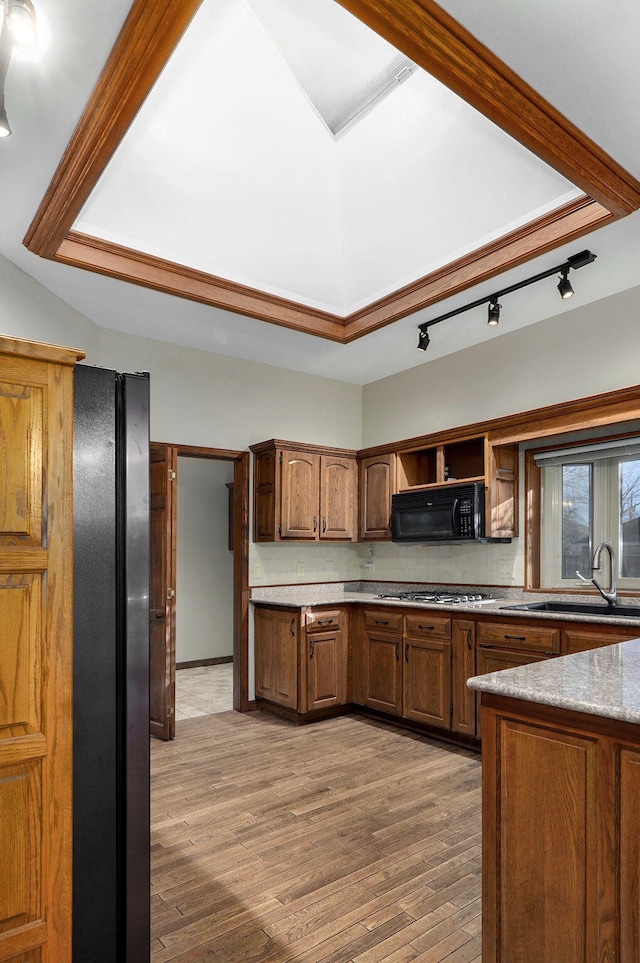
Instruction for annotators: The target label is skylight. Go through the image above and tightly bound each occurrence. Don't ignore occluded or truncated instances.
[245,0,416,138]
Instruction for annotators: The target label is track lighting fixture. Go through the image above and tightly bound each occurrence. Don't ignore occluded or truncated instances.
[487,299,501,326]
[0,0,37,139]
[557,268,574,300]
[417,250,596,351]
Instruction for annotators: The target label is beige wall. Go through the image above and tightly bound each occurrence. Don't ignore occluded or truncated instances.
[97,328,362,451]
[362,284,640,448]
[0,253,100,360]
[176,457,235,663]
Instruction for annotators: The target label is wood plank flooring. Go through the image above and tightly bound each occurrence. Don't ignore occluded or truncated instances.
[151,711,482,963]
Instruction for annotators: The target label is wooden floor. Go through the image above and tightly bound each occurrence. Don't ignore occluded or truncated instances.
[151,711,482,963]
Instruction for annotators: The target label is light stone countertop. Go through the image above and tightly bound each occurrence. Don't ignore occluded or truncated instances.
[250,581,640,628]
[468,638,640,724]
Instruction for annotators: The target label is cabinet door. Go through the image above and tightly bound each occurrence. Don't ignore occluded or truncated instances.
[280,450,320,539]
[483,710,599,963]
[620,745,640,963]
[452,620,476,736]
[486,442,518,538]
[306,628,348,711]
[255,607,298,709]
[403,637,452,729]
[364,631,403,714]
[359,454,395,540]
[320,454,356,540]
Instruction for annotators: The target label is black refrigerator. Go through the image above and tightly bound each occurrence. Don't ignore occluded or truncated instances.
[73,365,151,963]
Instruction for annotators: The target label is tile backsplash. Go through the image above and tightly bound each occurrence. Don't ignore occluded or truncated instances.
[249,537,524,587]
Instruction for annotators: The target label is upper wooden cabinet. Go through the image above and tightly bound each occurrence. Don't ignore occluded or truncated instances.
[359,435,519,541]
[359,453,395,540]
[251,440,357,542]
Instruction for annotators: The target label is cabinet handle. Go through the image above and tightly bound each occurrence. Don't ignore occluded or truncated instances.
[504,634,526,641]
[309,640,315,659]
[313,515,318,533]
[395,642,400,661]
[290,618,296,636]
[317,619,332,625]
[405,643,410,663]
[467,629,473,650]
[419,624,435,631]
[322,516,327,533]
[375,619,389,625]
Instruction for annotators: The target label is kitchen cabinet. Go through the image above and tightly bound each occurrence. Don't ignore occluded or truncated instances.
[254,606,298,709]
[255,604,348,717]
[480,688,640,962]
[562,624,637,653]
[361,609,403,714]
[476,619,560,654]
[452,619,477,736]
[251,440,357,542]
[359,452,396,540]
[303,609,347,713]
[0,335,84,963]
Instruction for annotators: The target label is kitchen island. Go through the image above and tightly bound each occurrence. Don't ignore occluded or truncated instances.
[469,639,640,963]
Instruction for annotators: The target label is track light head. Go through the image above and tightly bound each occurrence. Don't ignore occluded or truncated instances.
[487,300,501,326]
[557,269,574,300]
[417,328,430,352]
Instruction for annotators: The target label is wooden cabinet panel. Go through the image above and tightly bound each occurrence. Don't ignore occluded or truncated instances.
[306,628,347,712]
[255,607,298,709]
[253,448,277,541]
[452,619,476,736]
[320,455,356,540]
[280,450,320,539]
[562,626,636,654]
[0,383,43,545]
[491,716,598,962]
[620,746,640,963]
[486,442,518,538]
[405,613,451,641]
[0,341,83,963]
[364,632,403,714]
[477,619,560,654]
[359,454,395,540]
[306,609,342,632]
[403,637,451,728]
[364,609,403,633]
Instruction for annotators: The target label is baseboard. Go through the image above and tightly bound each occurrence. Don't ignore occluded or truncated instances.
[176,656,233,670]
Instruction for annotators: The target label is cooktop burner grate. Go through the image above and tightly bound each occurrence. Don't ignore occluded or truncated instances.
[376,591,495,604]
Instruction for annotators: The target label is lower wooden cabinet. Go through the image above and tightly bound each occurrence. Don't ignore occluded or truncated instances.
[303,609,347,713]
[363,630,403,714]
[481,693,640,962]
[403,636,451,727]
[255,604,348,717]
[452,620,477,736]
[255,606,298,709]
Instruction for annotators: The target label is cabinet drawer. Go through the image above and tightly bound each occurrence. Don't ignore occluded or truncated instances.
[306,609,342,632]
[477,620,560,654]
[364,609,403,633]
[405,613,451,641]
[562,628,636,654]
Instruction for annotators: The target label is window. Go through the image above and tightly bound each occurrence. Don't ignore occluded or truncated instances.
[538,439,640,589]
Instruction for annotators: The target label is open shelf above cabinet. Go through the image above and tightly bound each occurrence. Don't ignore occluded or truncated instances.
[397,437,485,490]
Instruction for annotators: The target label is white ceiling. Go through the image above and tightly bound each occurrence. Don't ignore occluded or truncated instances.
[1,0,640,384]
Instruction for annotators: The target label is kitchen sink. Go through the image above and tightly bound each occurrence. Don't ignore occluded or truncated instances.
[502,600,640,619]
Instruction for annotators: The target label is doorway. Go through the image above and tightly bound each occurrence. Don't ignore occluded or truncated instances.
[149,442,250,740]
[175,456,235,717]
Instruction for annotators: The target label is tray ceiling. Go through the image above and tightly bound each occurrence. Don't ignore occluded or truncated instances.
[23,0,640,344]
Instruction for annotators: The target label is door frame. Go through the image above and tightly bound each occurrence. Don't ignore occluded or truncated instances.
[154,442,252,712]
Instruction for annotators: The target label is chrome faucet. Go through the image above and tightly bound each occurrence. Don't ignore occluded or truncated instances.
[576,541,617,606]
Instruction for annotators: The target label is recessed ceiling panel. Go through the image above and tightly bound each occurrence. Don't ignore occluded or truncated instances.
[73,0,583,316]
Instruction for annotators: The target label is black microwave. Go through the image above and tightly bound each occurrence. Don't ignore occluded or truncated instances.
[391,482,485,542]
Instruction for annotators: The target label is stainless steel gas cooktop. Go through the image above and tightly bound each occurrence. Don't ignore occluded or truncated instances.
[376,591,496,605]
